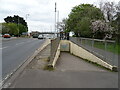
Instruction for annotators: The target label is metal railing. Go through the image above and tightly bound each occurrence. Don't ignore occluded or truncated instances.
[70,37,118,67]
[49,37,60,65]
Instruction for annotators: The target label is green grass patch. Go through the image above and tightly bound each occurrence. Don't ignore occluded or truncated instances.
[43,64,54,71]
[93,41,120,54]
[81,39,120,54]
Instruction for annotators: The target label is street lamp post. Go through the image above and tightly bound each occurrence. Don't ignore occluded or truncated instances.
[25,14,30,35]
[18,17,19,37]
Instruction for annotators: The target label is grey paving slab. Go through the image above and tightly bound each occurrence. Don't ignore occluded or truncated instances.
[26,44,50,69]
[10,69,118,88]
[9,51,118,88]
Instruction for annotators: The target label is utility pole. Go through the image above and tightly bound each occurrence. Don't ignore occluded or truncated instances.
[57,11,59,25]
[57,11,59,37]
[55,2,56,37]
[55,2,60,37]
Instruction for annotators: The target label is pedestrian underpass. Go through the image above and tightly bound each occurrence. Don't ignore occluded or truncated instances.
[2,38,118,88]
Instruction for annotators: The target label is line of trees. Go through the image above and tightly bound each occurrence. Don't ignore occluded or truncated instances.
[60,1,120,41]
[1,15,28,36]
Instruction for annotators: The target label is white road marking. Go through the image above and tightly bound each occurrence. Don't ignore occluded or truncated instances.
[1,39,39,49]
[15,42,24,45]
[0,46,9,49]
[15,40,36,46]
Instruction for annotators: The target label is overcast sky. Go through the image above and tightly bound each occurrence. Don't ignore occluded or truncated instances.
[0,0,119,32]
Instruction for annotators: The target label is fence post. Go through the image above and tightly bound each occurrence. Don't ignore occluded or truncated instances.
[104,40,107,62]
[80,38,82,45]
[113,41,116,66]
[92,39,94,53]
[50,39,53,62]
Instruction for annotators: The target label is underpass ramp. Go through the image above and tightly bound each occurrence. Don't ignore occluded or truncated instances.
[56,52,108,72]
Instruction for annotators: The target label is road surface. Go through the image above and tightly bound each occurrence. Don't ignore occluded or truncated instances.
[2,38,44,79]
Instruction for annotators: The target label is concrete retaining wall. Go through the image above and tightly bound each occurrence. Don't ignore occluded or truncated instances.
[60,40,70,52]
[52,44,61,67]
[60,40,117,71]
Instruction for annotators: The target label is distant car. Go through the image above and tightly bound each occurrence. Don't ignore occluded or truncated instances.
[38,34,44,39]
[3,34,11,38]
[32,34,38,38]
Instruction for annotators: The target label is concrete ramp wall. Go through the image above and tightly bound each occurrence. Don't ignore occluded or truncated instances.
[60,40,117,71]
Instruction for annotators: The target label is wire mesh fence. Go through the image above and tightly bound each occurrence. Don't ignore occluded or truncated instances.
[70,37,118,67]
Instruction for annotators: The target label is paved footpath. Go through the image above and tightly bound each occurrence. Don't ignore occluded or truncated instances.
[9,45,118,88]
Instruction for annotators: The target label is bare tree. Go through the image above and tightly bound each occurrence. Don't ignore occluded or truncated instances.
[116,1,120,12]
[57,19,67,32]
[99,1,116,22]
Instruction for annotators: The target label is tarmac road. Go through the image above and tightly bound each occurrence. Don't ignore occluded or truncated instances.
[2,38,44,80]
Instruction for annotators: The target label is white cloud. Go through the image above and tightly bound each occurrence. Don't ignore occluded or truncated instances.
[0,0,119,32]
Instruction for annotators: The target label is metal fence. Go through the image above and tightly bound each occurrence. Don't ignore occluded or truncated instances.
[50,37,60,65]
[70,37,118,67]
